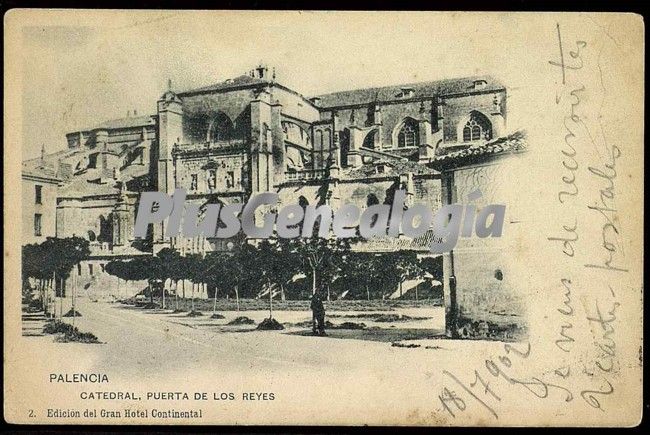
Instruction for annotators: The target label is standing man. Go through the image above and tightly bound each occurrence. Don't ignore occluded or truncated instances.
[310,293,326,335]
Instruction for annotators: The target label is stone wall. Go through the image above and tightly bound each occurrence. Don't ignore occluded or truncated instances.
[174,151,247,195]
[22,174,59,244]
[441,154,527,340]
[73,259,147,300]
[317,89,506,156]
[55,194,141,246]
[441,91,506,143]
[276,175,442,226]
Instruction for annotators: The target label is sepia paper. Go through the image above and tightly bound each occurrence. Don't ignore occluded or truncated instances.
[3,10,644,426]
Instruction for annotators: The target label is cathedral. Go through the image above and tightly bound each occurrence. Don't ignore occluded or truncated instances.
[22,65,525,336]
[24,65,507,252]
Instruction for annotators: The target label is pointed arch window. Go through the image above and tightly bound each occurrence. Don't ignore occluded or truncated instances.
[397,119,419,148]
[208,112,234,142]
[462,112,493,142]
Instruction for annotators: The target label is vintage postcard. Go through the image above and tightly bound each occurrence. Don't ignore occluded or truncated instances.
[3,10,644,426]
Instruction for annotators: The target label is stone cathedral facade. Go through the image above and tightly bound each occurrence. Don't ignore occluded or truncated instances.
[22,65,525,336]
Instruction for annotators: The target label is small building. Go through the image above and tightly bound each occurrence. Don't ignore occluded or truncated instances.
[21,147,62,244]
[430,131,528,340]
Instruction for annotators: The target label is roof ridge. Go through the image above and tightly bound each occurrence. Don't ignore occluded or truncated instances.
[313,74,499,99]
[79,114,155,132]
[179,74,269,94]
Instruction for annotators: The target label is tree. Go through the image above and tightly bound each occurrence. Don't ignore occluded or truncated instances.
[203,251,228,316]
[22,243,45,308]
[106,255,157,304]
[390,251,425,300]
[156,248,184,310]
[419,256,443,283]
[284,237,351,297]
[105,260,129,282]
[271,239,300,301]
[338,252,379,300]
[24,243,55,312]
[228,241,261,311]
[253,240,298,318]
[182,253,203,314]
[22,237,90,318]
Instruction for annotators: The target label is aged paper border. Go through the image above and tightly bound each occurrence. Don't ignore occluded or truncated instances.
[4,9,644,426]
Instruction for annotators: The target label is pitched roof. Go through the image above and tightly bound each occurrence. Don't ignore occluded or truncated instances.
[89,115,156,131]
[178,74,269,95]
[58,177,121,197]
[313,75,504,109]
[430,130,527,169]
[343,158,438,179]
[21,164,60,181]
[23,148,79,166]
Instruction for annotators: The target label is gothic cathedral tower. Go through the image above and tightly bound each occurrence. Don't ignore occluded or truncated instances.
[154,82,183,252]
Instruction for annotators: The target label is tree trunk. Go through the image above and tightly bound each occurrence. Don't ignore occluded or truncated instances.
[162,279,166,310]
[191,282,195,312]
[72,270,76,327]
[212,286,218,315]
[175,280,179,310]
[234,285,240,312]
[51,278,55,317]
[311,266,317,295]
[38,279,43,312]
[42,279,48,316]
[280,284,285,301]
[327,284,330,302]
[399,280,403,298]
[50,270,55,317]
[182,280,186,299]
[59,275,63,319]
[149,280,154,305]
[268,279,273,319]
[366,284,370,301]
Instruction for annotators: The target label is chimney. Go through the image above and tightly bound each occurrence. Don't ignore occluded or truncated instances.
[309,97,321,106]
[473,79,487,90]
[255,64,268,79]
[133,109,137,116]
